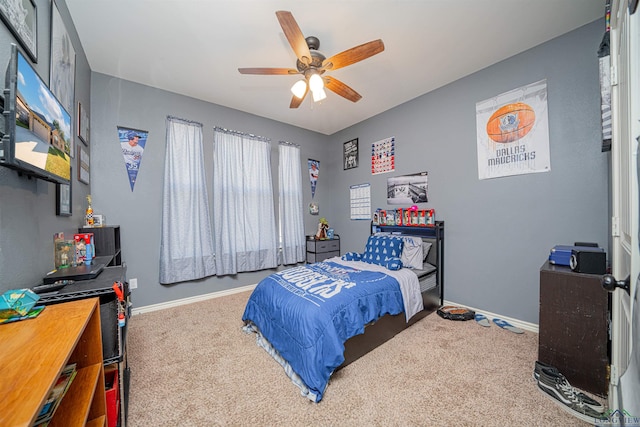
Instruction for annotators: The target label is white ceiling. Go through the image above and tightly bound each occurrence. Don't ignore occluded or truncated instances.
[65,0,604,135]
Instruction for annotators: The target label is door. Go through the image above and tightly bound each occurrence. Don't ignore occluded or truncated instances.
[609,0,639,416]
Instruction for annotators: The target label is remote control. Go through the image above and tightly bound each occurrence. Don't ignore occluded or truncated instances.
[32,280,74,294]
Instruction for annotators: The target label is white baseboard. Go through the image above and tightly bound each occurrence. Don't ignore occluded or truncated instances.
[131,287,538,334]
[131,284,257,316]
[443,299,539,333]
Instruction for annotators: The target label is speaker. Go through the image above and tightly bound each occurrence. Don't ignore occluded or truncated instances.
[570,249,606,275]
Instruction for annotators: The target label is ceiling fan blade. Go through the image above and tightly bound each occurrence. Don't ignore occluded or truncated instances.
[322,39,385,71]
[324,76,362,103]
[276,11,312,65]
[290,86,309,108]
[238,67,298,75]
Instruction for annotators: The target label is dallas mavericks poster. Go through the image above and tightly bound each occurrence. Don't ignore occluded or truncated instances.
[476,80,550,180]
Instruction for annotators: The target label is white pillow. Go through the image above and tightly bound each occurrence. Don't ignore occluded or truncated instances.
[401,236,423,269]
[422,241,433,261]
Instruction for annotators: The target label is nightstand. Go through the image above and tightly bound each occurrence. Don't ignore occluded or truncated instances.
[306,236,340,263]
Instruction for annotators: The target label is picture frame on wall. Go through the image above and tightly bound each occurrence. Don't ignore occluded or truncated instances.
[343,138,358,170]
[0,0,38,63]
[77,101,89,145]
[387,171,428,205]
[56,173,72,216]
[78,145,89,184]
[50,0,75,116]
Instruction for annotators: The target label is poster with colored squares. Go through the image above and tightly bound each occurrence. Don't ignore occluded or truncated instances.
[371,137,395,175]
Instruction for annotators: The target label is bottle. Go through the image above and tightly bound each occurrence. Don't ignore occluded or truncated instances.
[84,237,93,265]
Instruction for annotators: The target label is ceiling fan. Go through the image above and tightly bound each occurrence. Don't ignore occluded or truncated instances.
[238,11,385,108]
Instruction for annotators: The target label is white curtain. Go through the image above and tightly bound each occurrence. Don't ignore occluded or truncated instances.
[278,142,305,265]
[213,128,278,275]
[159,116,215,284]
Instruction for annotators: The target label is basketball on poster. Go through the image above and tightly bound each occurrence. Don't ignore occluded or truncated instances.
[486,102,536,143]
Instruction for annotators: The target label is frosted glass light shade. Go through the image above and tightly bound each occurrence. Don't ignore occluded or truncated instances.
[309,73,324,92]
[312,87,327,102]
[291,80,307,99]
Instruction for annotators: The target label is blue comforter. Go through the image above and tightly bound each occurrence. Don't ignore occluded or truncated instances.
[242,260,406,402]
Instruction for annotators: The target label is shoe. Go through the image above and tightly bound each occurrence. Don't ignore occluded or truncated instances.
[492,318,524,334]
[537,366,608,424]
[533,361,604,413]
[474,313,491,327]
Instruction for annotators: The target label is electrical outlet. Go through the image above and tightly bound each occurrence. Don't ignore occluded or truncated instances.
[129,278,138,289]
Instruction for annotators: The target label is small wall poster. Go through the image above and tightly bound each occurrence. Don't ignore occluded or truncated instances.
[476,79,550,180]
[343,138,358,170]
[371,137,395,175]
[118,126,148,191]
[350,183,371,220]
[308,159,319,198]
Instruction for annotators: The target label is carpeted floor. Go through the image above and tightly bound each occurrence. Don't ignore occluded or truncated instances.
[126,290,598,426]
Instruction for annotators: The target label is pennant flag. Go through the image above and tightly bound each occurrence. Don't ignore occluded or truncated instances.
[117,126,148,191]
[308,159,319,199]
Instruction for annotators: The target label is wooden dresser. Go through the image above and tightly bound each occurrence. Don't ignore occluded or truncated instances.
[538,261,610,396]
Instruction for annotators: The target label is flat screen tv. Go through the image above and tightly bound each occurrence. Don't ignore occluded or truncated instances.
[0,44,71,184]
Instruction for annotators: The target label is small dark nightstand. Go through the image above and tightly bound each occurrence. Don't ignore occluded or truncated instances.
[306,236,340,263]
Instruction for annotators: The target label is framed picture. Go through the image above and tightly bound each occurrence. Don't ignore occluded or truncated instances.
[78,145,89,184]
[77,101,89,145]
[93,214,104,227]
[0,0,37,63]
[56,174,72,216]
[387,171,428,205]
[343,138,358,170]
[50,0,75,116]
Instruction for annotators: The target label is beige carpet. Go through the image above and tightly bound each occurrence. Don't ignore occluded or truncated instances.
[126,290,597,426]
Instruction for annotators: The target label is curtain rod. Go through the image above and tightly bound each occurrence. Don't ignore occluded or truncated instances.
[213,126,270,142]
[279,140,300,147]
[167,115,203,127]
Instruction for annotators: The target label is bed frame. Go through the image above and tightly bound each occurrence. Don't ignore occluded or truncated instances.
[339,221,444,368]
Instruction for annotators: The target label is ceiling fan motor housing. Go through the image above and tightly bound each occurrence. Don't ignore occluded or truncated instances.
[305,36,320,50]
[297,46,326,74]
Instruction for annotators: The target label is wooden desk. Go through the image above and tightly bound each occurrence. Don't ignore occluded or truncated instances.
[0,298,107,426]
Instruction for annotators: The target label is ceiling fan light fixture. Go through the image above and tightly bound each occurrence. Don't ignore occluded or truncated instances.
[312,87,327,102]
[239,12,383,108]
[291,80,307,98]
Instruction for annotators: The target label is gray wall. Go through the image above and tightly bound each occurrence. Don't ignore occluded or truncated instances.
[0,0,91,289]
[89,74,330,307]
[329,20,608,324]
[1,5,606,326]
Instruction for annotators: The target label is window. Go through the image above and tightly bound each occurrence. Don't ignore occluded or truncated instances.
[212,128,278,275]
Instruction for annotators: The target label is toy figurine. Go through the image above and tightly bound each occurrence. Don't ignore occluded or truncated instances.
[85,195,94,226]
[316,217,330,239]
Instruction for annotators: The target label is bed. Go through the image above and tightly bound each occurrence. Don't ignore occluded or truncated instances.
[242,221,444,402]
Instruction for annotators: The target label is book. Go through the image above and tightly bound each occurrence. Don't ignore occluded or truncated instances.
[34,363,77,426]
